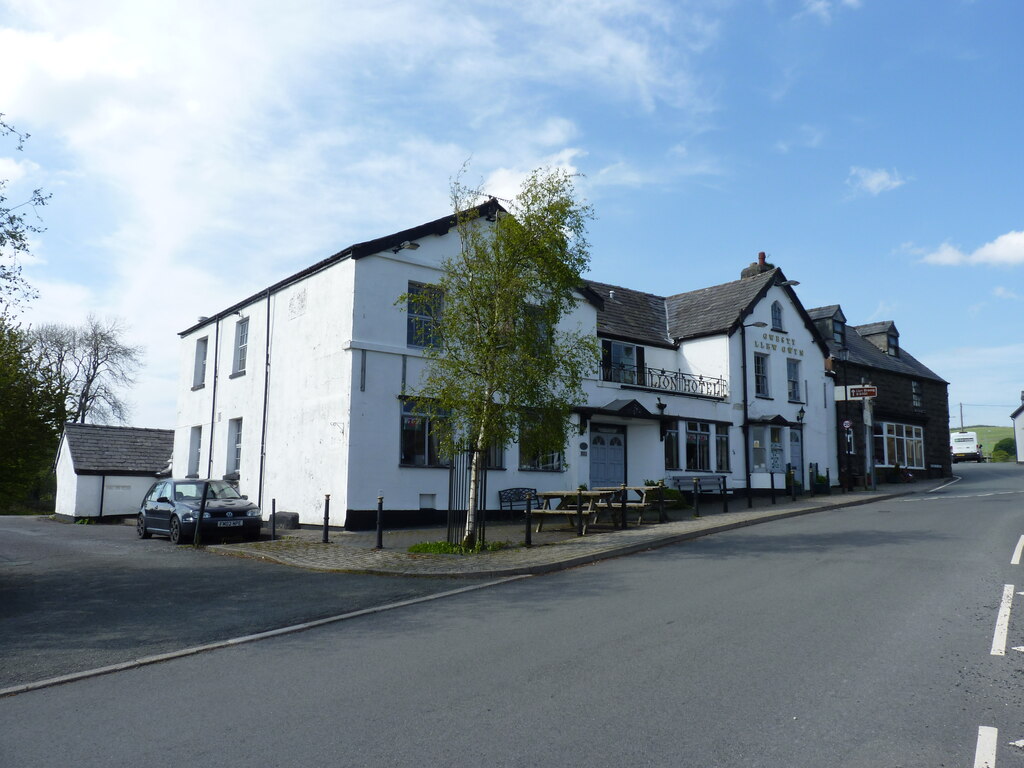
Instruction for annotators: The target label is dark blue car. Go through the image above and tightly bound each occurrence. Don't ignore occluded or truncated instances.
[137,479,262,544]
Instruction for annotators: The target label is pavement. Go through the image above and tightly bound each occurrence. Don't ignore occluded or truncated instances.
[211,479,952,577]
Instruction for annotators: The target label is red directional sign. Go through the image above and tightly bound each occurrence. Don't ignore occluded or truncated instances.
[848,386,877,398]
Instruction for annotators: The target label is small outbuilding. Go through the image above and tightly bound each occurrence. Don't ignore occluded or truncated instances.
[54,424,174,519]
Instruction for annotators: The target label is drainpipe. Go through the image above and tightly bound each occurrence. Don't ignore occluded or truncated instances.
[258,289,272,509]
[741,324,752,508]
[206,319,221,479]
[98,474,105,519]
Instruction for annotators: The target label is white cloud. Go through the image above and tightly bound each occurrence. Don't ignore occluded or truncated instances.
[920,231,1024,266]
[867,300,897,322]
[993,286,1021,300]
[774,124,824,153]
[2,0,727,426]
[846,166,907,196]
[797,0,862,23]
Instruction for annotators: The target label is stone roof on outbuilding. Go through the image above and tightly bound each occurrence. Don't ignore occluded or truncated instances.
[61,423,174,476]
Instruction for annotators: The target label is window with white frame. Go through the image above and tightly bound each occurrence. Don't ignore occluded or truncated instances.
[754,353,770,397]
[188,426,202,477]
[771,301,784,331]
[715,424,730,472]
[787,358,801,402]
[912,380,923,409]
[602,339,644,385]
[232,318,249,375]
[406,282,443,348]
[192,337,208,388]
[872,422,924,468]
[227,418,242,474]
[400,400,447,467]
[664,422,681,470]
[685,422,711,471]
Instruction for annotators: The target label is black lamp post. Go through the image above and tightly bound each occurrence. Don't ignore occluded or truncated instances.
[740,320,768,508]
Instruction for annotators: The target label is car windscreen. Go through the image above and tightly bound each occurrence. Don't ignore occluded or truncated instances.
[173,481,243,501]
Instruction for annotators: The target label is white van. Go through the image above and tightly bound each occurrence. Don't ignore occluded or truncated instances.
[950,431,983,463]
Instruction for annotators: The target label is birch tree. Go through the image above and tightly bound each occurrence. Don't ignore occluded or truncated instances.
[405,168,598,547]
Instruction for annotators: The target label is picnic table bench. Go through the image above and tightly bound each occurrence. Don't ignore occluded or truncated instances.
[592,485,666,525]
[670,475,730,516]
[532,490,618,535]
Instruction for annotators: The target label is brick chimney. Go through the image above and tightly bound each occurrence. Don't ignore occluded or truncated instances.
[741,251,773,279]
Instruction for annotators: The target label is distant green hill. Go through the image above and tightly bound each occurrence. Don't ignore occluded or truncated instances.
[950,426,1014,459]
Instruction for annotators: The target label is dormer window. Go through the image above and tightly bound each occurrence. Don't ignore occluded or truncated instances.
[770,301,784,331]
[887,332,899,357]
[832,319,846,346]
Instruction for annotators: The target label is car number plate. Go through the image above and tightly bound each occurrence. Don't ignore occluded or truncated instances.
[217,520,243,527]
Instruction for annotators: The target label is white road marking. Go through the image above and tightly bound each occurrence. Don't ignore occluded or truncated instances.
[928,475,962,492]
[975,726,998,768]
[1010,738,1024,749]
[1013,535,1024,566]
[991,585,1015,656]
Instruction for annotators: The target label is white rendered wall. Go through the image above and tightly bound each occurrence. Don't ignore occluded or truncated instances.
[53,438,79,517]
[1014,411,1024,464]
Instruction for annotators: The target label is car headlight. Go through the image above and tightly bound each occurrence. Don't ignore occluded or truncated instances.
[247,508,261,517]
[182,513,194,522]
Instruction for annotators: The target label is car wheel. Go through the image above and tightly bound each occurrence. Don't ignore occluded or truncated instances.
[169,515,185,545]
[137,513,152,539]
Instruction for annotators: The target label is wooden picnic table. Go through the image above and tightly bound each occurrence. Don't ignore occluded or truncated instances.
[532,490,617,534]
[592,485,665,525]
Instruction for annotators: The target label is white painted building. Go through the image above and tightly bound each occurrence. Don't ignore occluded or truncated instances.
[1012,393,1024,464]
[54,424,173,519]
[174,207,838,527]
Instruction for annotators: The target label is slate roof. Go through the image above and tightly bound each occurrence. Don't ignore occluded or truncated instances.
[585,267,828,357]
[61,424,174,476]
[665,269,780,341]
[806,306,946,384]
[585,281,672,347]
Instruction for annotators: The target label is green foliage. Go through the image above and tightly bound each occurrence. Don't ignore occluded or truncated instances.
[991,450,1012,463]
[0,319,64,501]
[1,114,49,320]
[993,437,1016,459]
[402,167,600,546]
[407,539,509,555]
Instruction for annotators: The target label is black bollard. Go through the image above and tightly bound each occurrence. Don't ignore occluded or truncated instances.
[322,494,330,543]
[525,496,533,548]
[721,475,729,513]
[576,490,584,537]
[375,495,384,549]
[620,483,628,530]
[658,484,666,524]
[692,477,700,518]
[271,498,276,541]
[770,471,776,505]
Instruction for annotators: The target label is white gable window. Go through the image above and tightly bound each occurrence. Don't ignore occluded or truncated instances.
[227,418,242,473]
[232,318,249,376]
[770,301,784,331]
[192,337,208,389]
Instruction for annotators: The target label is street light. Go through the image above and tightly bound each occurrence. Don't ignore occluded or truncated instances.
[740,320,768,508]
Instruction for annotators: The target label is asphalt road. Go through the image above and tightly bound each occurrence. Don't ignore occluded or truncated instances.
[0,515,478,689]
[2,462,1023,767]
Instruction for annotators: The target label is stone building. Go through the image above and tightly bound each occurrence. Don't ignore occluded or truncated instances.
[808,306,951,483]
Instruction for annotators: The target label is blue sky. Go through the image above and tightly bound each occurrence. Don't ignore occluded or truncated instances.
[2,0,1022,431]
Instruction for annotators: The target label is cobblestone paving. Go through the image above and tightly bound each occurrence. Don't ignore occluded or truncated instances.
[211,483,936,577]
